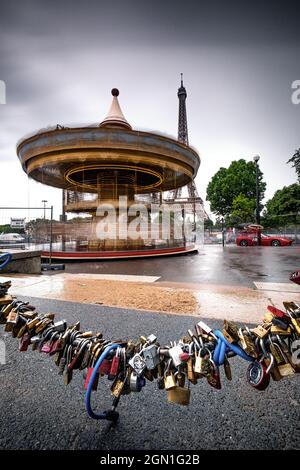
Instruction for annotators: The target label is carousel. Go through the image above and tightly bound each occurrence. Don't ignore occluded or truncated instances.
[17,89,201,259]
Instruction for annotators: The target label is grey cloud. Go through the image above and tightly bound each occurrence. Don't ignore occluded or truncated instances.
[0,0,299,216]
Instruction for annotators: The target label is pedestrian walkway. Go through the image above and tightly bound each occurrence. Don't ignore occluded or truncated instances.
[1,272,299,323]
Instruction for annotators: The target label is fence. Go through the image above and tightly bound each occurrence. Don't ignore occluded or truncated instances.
[0,202,205,255]
[0,206,54,257]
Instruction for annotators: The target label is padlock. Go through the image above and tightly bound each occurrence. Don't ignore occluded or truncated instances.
[238,328,258,358]
[251,325,270,339]
[99,358,111,376]
[84,367,99,391]
[129,371,146,392]
[270,325,292,336]
[51,320,67,333]
[111,376,126,398]
[167,386,190,406]
[19,332,31,352]
[179,352,190,362]
[272,317,290,330]
[128,353,146,376]
[142,345,160,370]
[207,363,222,389]
[168,344,184,367]
[223,356,232,381]
[164,372,176,390]
[194,348,212,376]
[187,357,197,384]
[222,320,239,343]
[146,334,157,344]
[247,361,270,390]
[108,349,120,380]
[41,341,52,354]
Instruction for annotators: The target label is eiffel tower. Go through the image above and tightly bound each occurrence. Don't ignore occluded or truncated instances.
[167,74,202,202]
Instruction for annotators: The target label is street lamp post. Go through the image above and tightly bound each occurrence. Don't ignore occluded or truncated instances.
[253,155,261,246]
[42,200,47,220]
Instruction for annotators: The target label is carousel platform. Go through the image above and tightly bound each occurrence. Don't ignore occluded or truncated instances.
[41,245,198,260]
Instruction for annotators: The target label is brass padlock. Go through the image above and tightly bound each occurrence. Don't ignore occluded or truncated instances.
[270,340,295,377]
[238,328,258,358]
[194,349,211,376]
[4,309,18,332]
[167,386,190,406]
[187,358,197,384]
[164,372,176,390]
[264,312,274,323]
[111,376,127,398]
[222,320,239,343]
[270,325,291,336]
[263,356,282,381]
[251,324,270,339]
[175,370,186,387]
[277,362,295,377]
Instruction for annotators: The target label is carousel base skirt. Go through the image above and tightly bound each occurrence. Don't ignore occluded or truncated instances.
[41,246,198,260]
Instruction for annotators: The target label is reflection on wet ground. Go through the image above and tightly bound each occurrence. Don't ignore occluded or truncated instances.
[1,245,299,322]
[63,245,300,287]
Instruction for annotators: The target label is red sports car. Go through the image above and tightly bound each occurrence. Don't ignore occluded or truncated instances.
[236,231,293,247]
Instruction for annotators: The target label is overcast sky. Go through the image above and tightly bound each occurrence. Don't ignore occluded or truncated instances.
[0,0,299,221]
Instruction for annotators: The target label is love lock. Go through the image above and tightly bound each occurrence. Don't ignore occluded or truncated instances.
[290,270,300,286]
[129,371,146,392]
[247,360,271,391]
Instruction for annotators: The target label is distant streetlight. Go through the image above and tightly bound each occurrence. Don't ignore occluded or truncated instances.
[42,200,48,220]
[253,155,261,246]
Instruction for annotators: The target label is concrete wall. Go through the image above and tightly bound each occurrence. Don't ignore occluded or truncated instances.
[0,250,41,274]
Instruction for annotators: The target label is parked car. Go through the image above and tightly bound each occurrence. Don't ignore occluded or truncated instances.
[0,233,25,244]
[236,231,293,247]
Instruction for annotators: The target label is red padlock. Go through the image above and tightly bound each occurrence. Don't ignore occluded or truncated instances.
[267,305,289,320]
[108,350,120,380]
[290,270,300,286]
[247,361,270,391]
[19,333,31,352]
[179,352,190,362]
[99,358,111,376]
[84,367,99,391]
[207,365,222,390]
[49,338,63,356]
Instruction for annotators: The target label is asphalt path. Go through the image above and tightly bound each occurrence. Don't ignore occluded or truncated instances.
[0,296,299,450]
[63,245,300,288]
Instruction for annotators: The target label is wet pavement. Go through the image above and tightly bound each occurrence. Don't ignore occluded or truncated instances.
[63,245,300,288]
[1,245,300,323]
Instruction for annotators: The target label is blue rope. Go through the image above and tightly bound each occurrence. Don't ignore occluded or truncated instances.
[85,343,121,420]
[0,253,12,270]
[213,330,254,366]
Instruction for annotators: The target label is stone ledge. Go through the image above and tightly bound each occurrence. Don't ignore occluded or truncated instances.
[0,250,41,274]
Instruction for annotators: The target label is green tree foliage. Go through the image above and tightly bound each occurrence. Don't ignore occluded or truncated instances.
[287,148,300,182]
[204,218,214,229]
[0,224,23,234]
[264,184,300,226]
[206,159,266,217]
[227,194,256,226]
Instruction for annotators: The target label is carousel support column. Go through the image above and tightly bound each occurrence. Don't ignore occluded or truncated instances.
[182,206,186,248]
[61,190,66,251]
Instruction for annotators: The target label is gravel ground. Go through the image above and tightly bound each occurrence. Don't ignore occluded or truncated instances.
[0,296,299,450]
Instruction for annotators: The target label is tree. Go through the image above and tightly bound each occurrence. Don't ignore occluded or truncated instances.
[227,194,256,226]
[264,184,300,226]
[206,159,266,217]
[204,218,214,230]
[287,148,300,182]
